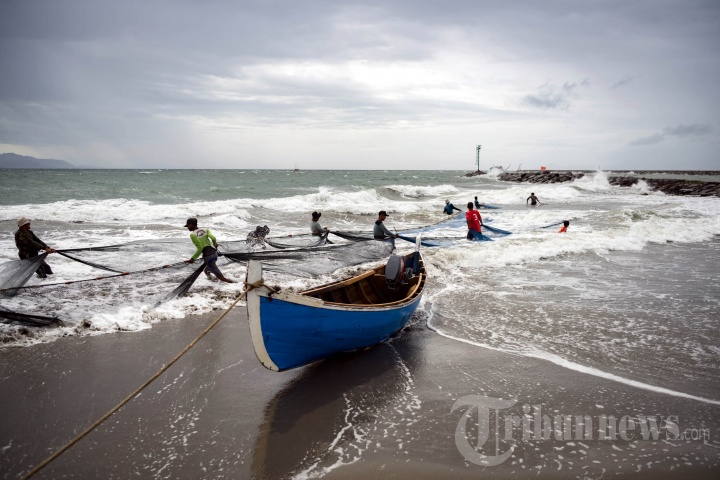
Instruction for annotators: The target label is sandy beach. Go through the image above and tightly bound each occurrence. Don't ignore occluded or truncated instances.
[1,305,718,479]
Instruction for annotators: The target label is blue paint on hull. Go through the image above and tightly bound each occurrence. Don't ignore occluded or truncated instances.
[258,294,423,371]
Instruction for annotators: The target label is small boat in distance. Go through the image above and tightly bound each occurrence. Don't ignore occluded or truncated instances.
[245,247,426,371]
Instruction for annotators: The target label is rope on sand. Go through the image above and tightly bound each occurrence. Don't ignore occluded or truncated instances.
[21,279,277,480]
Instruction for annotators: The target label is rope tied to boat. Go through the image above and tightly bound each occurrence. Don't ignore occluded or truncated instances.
[243,278,280,297]
[21,284,252,480]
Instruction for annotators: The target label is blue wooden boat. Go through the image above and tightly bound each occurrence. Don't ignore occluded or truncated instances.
[245,249,426,371]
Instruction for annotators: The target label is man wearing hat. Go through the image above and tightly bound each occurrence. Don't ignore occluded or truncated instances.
[14,217,56,278]
[373,211,398,241]
[184,218,234,283]
[310,211,329,237]
[443,199,461,215]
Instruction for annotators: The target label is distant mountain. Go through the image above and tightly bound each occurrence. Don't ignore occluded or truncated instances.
[0,153,77,169]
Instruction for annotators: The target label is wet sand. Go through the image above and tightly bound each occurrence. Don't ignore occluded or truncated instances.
[1,308,719,479]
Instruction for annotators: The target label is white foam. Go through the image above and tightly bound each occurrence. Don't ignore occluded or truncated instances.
[426,320,720,406]
[2,171,718,351]
[384,184,460,198]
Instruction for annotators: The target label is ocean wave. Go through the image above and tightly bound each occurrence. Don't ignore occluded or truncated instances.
[383,184,460,198]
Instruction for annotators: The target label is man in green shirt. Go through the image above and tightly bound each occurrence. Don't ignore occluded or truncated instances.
[184,218,234,283]
[14,217,55,278]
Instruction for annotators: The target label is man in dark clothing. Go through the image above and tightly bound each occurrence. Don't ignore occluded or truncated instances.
[14,217,55,278]
[246,225,270,248]
[373,211,398,240]
[443,199,461,215]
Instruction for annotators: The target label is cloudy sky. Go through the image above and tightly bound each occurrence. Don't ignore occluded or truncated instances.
[1,0,718,170]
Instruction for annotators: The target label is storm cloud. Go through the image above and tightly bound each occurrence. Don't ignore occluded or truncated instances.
[628,123,714,146]
[1,0,718,169]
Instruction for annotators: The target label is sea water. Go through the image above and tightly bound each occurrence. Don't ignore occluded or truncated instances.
[0,169,718,402]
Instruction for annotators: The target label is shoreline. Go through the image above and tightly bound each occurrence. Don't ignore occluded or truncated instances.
[1,307,718,478]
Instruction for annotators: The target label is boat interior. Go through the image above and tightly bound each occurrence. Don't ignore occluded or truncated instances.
[301,252,425,307]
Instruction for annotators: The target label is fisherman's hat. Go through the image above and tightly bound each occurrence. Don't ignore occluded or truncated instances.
[17,217,30,227]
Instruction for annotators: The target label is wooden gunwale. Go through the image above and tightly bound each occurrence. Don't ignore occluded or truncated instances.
[302,269,378,296]
[317,273,425,308]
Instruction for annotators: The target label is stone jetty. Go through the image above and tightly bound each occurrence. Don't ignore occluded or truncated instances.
[493,170,720,197]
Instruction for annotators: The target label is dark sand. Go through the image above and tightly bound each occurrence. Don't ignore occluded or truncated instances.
[1,308,719,479]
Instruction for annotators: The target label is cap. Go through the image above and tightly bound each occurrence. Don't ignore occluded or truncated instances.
[378,210,388,216]
[183,217,197,227]
[17,217,30,227]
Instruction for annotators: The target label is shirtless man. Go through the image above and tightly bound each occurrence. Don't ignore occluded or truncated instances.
[526,192,542,206]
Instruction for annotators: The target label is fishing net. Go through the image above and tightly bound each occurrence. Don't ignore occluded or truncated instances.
[482,225,512,236]
[265,234,330,249]
[332,213,467,241]
[218,234,330,252]
[331,212,511,246]
[57,239,194,272]
[0,254,51,293]
[0,219,444,327]
[0,235,395,325]
[222,240,395,277]
[0,305,63,327]
[0,262,201,326]
[400,213,466,235]
[158,262,208,305]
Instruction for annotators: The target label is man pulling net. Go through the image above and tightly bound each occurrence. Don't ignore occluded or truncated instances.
[15,217,56,278]
[184,218,235,283]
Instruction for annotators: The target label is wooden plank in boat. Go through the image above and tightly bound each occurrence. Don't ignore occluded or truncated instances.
[302,269,376,296]
[320,273,425,308]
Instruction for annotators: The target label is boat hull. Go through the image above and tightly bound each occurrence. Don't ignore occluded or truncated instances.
[245,251,425,371]
[255,293,422,371]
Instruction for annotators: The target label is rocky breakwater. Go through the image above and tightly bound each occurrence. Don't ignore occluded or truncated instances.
[496,170,720,197]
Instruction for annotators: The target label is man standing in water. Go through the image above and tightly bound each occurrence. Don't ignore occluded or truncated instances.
[310,211,329,236]
[474,196,483,209]
[527,192,542,206]
[465,203,483,240]
[374,211,398,241]
[184,218,234,283]
[559,220,570,233]
[15,217,55,278]
[443,199,461,215]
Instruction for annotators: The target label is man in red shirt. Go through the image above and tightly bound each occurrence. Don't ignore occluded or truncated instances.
[465,202,483,240]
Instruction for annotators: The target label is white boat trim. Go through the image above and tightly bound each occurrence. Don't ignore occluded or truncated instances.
[246,261,279,372]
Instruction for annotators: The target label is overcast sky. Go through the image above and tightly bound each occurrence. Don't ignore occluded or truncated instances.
[1,0,718,170]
